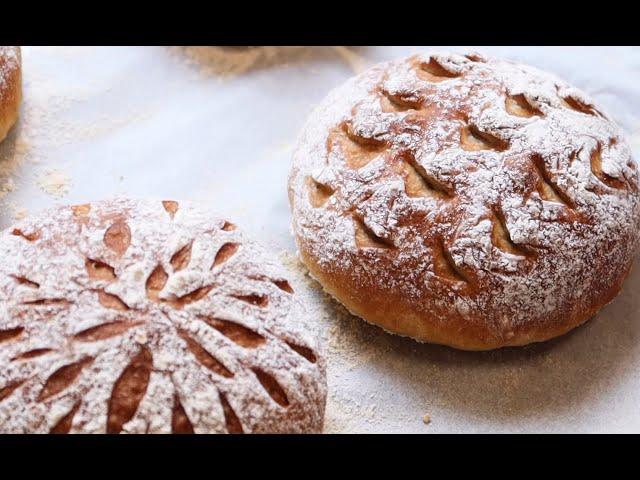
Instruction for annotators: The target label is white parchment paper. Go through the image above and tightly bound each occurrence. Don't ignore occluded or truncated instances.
[1,46,639,433]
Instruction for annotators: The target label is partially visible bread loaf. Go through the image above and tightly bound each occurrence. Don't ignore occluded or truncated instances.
[288,51,640,350]
[0,46,21,143]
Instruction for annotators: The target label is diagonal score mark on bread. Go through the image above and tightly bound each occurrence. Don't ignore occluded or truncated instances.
[531,153,575,208]
[170,241,193,272]
[396,151,452,199]
[352,215,394,250]
[330,121,387,169]
[107,347,152,434]
[432,239,469,284]
[417,57,461,82]
[589,141,630,190]
[85,258,116,281]
[505,93,542,118]
[307,177,334,208]
[380,87,422,112]
[460,123,509,152]
[11,275,39,288]
[562,94,603,117]
[491,207,530,257]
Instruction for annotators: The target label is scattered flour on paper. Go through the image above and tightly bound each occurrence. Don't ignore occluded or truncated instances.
[0,47,152,217]
[278,249,402,433]
[2,199,28,221]
[2,46,367,216]
[9,204,27,220]
[0,128,30,202]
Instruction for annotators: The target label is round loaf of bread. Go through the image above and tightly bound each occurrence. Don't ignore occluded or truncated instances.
[0,198,326,433]
[288,52,640,350]
[0,46,21,143]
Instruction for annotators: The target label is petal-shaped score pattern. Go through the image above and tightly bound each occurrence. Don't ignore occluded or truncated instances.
[0,327,23,343]
[0,199,326,433]
[202,317,266,348]
[107,348,152,433]
[171,394,194,434]
[50,402,81,434]
[219,392,243,434]
[252,368,289,407]
[103,221,131,256]
[85,258,116,281]
[74,321,141,342]
[213,243,239,268]
[39,358,93,402]
[171,242,193,271]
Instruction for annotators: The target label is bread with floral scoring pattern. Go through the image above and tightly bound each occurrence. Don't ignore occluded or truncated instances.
[0,198,326,433]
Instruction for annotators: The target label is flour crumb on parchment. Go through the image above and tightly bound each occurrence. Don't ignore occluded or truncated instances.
[36,168,71,199]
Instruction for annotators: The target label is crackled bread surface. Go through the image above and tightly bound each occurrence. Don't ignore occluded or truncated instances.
[0,46,21,143]
[0,198,326,433]
[289,52,640,350]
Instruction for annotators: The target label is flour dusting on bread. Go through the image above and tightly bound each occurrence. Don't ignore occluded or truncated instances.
[0,199,326,433]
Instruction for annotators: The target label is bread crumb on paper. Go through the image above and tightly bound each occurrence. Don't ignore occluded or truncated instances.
[12,207,28,221]
[37,168,71,199]
[278,250,395,433]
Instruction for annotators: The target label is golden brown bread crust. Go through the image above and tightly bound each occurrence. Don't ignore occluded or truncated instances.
[299,247,632,350]
[0,47,22,143]
[289,52,640,350]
